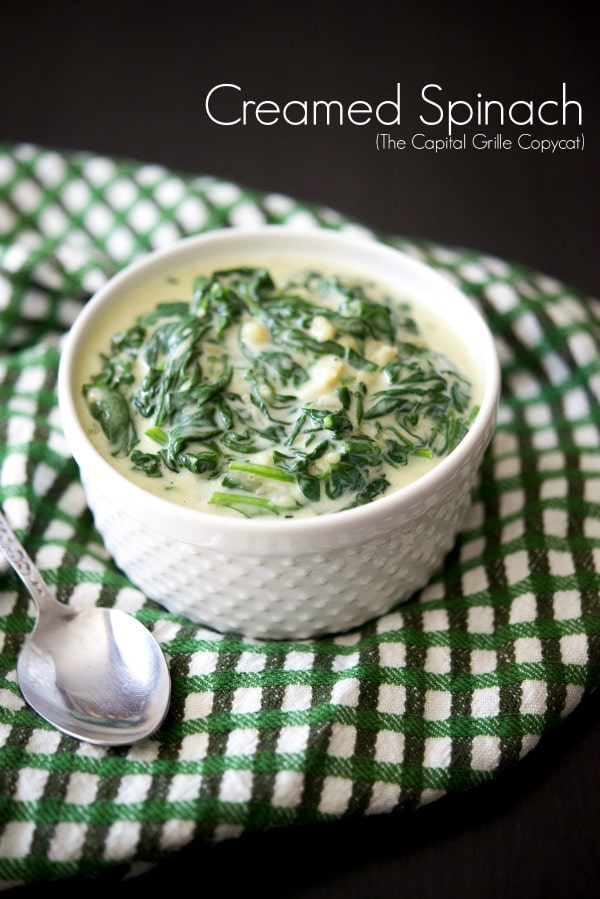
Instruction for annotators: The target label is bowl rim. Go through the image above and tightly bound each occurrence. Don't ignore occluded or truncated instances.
[57,225,501,544]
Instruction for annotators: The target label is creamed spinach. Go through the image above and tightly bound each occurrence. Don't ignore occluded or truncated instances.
[83,266,479,518]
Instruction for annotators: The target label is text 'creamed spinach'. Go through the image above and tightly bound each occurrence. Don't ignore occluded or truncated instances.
[82,265,479,518]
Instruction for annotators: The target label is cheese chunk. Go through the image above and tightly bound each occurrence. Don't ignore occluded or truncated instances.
[298,356,345,401]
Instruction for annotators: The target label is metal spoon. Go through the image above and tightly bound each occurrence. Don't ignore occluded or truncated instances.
[0,509,171,746]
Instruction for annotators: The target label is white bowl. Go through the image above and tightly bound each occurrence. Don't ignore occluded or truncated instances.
[58,226,500,640]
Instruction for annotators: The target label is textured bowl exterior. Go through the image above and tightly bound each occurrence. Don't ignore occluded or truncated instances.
[81,418,490,639]
[58,227,500,640]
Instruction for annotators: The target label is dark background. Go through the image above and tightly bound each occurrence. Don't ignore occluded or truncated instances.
[1,1,598,896]
[1,0,598,296]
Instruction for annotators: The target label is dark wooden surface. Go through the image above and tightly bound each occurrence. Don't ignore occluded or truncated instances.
[1,2,598,896]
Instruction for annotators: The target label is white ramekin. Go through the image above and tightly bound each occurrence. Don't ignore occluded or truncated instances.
[58,227,500,639]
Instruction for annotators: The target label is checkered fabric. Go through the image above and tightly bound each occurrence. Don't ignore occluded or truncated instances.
[0,143,598,888]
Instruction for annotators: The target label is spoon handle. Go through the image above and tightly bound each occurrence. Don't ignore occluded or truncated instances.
[0,510,54,611]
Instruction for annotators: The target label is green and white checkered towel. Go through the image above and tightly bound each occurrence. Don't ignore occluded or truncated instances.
[0,143,598,888]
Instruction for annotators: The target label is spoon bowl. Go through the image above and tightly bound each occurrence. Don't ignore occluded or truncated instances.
[0,510,171,746]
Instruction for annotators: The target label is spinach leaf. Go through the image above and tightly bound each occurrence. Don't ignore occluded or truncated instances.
[84,384,137,455]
